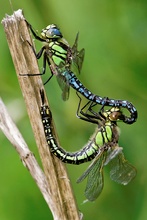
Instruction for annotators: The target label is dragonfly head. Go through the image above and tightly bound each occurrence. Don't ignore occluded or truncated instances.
[41,24,63,40]
[103,107,125,122]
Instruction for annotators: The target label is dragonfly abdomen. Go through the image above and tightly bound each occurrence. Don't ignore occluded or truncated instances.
[65,71,104,103]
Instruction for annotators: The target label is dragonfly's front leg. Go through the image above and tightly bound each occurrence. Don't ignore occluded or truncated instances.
[20,43,46,76]
[25,20,45,42]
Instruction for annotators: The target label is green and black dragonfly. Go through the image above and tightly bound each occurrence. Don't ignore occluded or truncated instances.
[40,89,136,201]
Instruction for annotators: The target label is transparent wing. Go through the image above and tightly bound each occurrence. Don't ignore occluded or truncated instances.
[48,50,70,101]
[104,145,123,166]
[56,73,70,101]
[109,145,137,185]
[53,61,69,101]
[77,149,106,201]
[71,33,85,74]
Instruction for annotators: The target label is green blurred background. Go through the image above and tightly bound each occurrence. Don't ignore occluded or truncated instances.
[0,0,147,219]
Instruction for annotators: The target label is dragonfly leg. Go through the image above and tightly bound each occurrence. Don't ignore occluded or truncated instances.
[76,93,99,124]
[87,97,108,118]
[43,54,54,85]
[25,20,45,42]
[26,40,46,59]
[19,45,47,76]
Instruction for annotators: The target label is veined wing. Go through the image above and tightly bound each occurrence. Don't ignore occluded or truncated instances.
[109,145,137,185]
[56,69,70,101]
[50,58,70,101]
[71,33,85,74]
[77,148,106,202]
[104,145,123,166]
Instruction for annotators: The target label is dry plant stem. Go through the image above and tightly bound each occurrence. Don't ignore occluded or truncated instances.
[2,10,80,220]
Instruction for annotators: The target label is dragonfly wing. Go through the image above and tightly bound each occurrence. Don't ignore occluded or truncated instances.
[76,48,85,73]
[56,75,70,101]
[77,149,106,201]
[109,146,137,185]
[71,33,85,74]
[85,154,105,201]
[49,54,70,101]
[104,145,123,166]
[77,149,104,183]
[55,62,70,101]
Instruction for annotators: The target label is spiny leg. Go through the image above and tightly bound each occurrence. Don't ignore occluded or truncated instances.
[87,98,108,118]
[76,92,107,122]
[20,42,54,83]
[76,93,100,124]
[43,55,54,85]
[25,20,45,42]
[20,42,46,75]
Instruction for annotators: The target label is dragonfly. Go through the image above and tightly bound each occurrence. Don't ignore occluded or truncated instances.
[24,21,137,124]
[40,89,136,201]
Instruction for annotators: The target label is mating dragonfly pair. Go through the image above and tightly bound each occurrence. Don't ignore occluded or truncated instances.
[23,21,137,201]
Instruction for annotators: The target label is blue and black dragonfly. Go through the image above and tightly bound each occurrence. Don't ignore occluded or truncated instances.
[24,21,138,124]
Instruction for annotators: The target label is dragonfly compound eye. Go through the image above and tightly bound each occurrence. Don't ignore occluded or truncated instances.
[41,24,63,39]
[108,107,125,122]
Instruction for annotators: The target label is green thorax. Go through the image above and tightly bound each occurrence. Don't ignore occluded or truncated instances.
[96,123,112,146]
[94,120,119,148]
[42,32,71,69]
[49,39,70,66]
